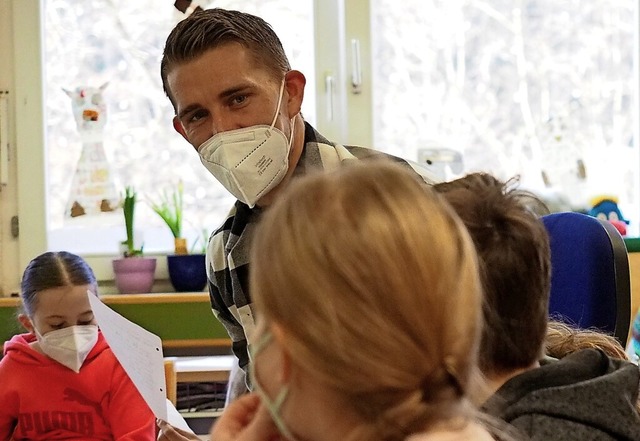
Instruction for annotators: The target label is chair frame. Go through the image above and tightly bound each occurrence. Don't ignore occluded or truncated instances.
[596,217,631,344]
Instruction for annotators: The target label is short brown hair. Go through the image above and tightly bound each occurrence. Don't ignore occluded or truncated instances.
[160,8,291,109]
[435,173,551,375]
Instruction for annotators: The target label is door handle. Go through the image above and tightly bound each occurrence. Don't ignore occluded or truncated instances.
[325,74,334,121]
[351,39,362,94]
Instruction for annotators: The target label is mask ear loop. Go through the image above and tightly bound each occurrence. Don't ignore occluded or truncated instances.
[269,79,286,130]
[249,331,273,361]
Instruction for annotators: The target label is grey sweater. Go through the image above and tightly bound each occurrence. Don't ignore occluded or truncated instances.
[483,348,640,440]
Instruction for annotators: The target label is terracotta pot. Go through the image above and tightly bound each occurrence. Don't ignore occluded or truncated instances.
[112,257,157,294]
[167,254,207,292]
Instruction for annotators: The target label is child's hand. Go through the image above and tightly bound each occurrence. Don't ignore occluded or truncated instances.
[210,393,281,441]
[156,419,201,441]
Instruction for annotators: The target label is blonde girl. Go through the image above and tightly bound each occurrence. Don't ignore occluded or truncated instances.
[208,160,494,441]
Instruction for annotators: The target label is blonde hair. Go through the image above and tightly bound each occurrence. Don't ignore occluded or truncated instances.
[545,320,628,361]
[251,160,485,441]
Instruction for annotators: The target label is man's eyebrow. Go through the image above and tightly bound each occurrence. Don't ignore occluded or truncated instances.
[219,85,251,99]
[177,104,201,120]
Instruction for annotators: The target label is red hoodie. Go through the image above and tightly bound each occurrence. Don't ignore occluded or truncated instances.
[0,332,156,440]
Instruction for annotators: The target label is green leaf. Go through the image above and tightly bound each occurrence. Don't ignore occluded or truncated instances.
[149,180,184,239]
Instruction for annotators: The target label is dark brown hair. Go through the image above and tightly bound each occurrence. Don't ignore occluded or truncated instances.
[161,8,291,109]
[435,173,551,375]
[21,251,97,317]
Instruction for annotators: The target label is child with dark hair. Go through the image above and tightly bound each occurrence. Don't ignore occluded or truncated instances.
[0,251,156,440]
[435,173,640,441]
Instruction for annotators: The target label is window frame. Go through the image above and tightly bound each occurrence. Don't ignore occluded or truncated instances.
[7,0,367,292]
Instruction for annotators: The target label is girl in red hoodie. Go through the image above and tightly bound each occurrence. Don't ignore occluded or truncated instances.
[0,251,156,440]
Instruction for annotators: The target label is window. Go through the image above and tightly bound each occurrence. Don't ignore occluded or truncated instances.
[44,0,316,255]
[371,0,639,233]
[7,0,639,292]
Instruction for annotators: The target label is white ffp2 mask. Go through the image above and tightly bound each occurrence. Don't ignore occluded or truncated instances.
[35,325,99,373]
[197,79,294,208]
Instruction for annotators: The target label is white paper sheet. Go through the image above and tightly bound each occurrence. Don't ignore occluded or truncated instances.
[88,293,167,421]
[166,399,194,433]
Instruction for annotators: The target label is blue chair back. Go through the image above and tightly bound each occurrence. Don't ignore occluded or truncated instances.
[541,212,631,345]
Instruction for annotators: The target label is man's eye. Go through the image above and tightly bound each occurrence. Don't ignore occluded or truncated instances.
[78,321,93,326]
[50,323,65,329]
[188,110,208,123]
[230,95,247,106]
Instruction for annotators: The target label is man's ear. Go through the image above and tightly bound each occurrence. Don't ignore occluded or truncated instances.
[284,70,306,118]
[18,314,34,334]
[172,116,189,143]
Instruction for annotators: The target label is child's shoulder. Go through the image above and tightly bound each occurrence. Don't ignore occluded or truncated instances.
[0,333,46,373]
[2,333,39,356]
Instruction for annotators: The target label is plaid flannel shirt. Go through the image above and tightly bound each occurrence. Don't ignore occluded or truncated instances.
[205,122,438,401]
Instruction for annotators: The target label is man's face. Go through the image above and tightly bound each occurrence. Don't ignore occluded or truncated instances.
[168,42,290,151]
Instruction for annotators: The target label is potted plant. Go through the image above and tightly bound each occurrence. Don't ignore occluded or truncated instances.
[150,182,207,292]
[149,180,188,255]
[112,186,157,294]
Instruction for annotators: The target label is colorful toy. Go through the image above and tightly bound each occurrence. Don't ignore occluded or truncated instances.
[63,83,120,218]
[588,195,629,236]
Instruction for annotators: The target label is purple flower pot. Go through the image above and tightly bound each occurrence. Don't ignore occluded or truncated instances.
[112,257,157,294]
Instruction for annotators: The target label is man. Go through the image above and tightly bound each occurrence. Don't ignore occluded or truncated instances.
[161,8,436,401]
[434,173,640,440]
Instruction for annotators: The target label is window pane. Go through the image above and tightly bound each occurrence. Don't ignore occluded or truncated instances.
[371,0,639,233]
[45,0,315,254]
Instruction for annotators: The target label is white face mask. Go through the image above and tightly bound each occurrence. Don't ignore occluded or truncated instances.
[197,79,295,208]
[35,324,99,373]
[249,331,298,441]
